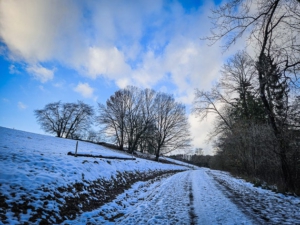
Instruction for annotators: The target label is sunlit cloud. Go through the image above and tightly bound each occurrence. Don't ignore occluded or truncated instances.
[26,64,54,83]
[189,113,217,155]
[74,82,94,98]
[0,0,224,93]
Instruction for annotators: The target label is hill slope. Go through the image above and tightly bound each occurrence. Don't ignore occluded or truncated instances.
[0,127,188,224]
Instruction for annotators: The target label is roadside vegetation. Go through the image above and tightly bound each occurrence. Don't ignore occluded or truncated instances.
[192,0,300,194]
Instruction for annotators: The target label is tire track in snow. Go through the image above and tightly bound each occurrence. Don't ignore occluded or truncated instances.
[116,169,255,224]
[69,169,256,224]
[116,171,192,224]
[191,169,255,225]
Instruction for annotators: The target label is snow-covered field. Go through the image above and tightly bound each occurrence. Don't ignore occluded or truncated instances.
[0,127,188,224]
[1,126,299,225]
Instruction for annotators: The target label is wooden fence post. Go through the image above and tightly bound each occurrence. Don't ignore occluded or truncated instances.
[75,141,78,157]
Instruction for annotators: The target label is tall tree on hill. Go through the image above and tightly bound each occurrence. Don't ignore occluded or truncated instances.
[97,86,156,152]
[97,89,127,150]
[123,87,156,153]
[152,93,191,161]
[34,101,94,138]
[98,87,191,160]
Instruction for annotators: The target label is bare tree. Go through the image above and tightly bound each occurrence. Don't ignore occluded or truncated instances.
[97,86,156,152]
[122,86,156,153]
[97,89,127,150]
[220,51,257,118]
[289,96,300,129]
[152,93,191,161]
[97,87,191,160]
[35,101,94,138]
[193,88,233,133]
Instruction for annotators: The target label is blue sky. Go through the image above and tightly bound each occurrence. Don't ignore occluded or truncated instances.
[0,0,242,155]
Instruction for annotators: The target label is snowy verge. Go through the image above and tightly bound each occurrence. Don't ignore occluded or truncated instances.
[0,127,188,224]
[134,151,199,169]
[63,172,175,225]
[207,169,300,224]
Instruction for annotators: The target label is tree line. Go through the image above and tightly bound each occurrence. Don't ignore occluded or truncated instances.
[35,86,191,161]
[193,0,300,194]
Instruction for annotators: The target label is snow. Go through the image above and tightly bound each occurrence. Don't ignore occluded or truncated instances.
[66,168,300,225]
[134,151,198,169]
[191,170,253,224]
[160,156,199,169]
[207,169,300,224]
[66,170,255,224]
[0,126,188,224]
[1,126,299,224]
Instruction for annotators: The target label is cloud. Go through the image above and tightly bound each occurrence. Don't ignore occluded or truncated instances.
[0,1,217,87]
[9,64,20,74]
[0,0,82,63]
[188,113,216,155]
[0,0,226,95]
[18,101,27,110]
[53,81,65,88]
[131,51,165,88]
[74,82,94,98]
[84,47,131,81]
[26,64,54,83]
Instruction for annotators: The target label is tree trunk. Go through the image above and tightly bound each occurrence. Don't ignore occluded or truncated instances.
[278,137,294,191]
[257,56,294,191]
[155,147,160,161]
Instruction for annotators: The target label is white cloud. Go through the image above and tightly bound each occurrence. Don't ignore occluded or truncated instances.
[84,47,131,81]
[26,64,54,83]
[188,113,216,155]
[0,0,82,63]
[18,102,27,110]
[74,82,94,98]
[0,0,226,94]
[131,51,165,88]
[116,78,131,89]
[9,65,20,74]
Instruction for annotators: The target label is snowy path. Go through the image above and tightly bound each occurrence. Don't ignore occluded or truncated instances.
[117,170,254,225]
[118,171,192,225]
[69,169,256,224]
[190,170,254,225]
